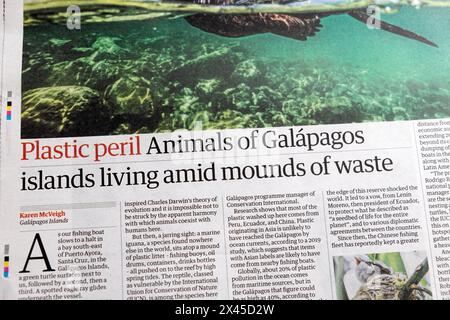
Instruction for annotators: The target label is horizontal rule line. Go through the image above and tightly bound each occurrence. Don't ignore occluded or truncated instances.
[20,146,413,169]
[20,201,117,211]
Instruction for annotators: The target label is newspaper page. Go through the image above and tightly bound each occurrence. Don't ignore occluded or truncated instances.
[1,0,450,302]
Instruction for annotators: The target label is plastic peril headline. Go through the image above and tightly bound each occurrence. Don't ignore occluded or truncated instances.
[21,128,365,162]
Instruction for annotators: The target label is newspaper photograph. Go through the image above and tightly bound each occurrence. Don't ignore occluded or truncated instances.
[0,0,450,303]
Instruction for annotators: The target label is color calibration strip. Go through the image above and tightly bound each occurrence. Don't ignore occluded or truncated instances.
[3,245,9,278]
[6,91,12,121]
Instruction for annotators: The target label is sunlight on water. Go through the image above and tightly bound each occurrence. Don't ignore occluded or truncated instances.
[23,0,450,14]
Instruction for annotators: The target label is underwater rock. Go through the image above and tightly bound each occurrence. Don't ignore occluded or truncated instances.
[195,79,221,98]
[158,86,236,131]
[168,45,238,85]
[170,88,202,129]
[326,96,364,123]
[41,38,92,61]
[90,36,130,60]
[392,107,410,121]
[224,84,281,113]
[110,119,156,135]
[405,79,427,92]
[421,88,450,119]
[230,59,264,86]
[20,15,450,137]
[48,57,123,91]
[22,86,112,138]
[47,38,73,50]
[105,75,161,135]
[22,52,55,91]
[135,36,171,48]
[105,75,154,116]
[223,84,252,111]
[212,110,267,129]
[299,95,364,125]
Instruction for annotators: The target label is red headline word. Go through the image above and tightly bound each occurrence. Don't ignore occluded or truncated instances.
[21,136,141,162]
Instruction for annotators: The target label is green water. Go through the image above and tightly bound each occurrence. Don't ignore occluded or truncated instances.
[246,7,450,81]
[21,3,450,138]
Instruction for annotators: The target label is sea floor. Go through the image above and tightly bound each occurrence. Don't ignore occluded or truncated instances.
[21,6,450,138]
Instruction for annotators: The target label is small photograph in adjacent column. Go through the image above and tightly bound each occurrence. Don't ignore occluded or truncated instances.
[333,251,431,300]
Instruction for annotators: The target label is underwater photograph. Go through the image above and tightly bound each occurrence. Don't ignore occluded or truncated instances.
[21,0,450,138]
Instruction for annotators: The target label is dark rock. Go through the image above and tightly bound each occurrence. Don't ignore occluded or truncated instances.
[22,86,112,138]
